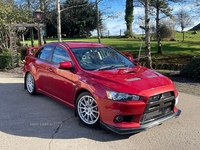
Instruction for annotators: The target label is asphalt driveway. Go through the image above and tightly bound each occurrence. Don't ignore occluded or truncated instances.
[0,77,200,150]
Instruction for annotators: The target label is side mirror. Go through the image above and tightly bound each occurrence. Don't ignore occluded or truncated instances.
[58,61,73,69]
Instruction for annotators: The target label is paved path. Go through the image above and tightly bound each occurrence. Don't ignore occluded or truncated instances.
[0,77,200,150]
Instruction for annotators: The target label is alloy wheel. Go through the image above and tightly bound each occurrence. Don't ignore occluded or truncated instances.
[77,93,100,127]
[26,73,36,94]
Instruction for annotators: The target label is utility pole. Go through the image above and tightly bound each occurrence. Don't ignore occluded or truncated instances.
[57,0,62,42]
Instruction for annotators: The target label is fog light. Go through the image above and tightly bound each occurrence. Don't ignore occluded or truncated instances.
[114,115,124,123]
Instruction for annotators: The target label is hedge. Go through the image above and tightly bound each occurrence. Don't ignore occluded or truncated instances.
[0,53,12,69]
[0,52,21,69]
[180,56,200,80]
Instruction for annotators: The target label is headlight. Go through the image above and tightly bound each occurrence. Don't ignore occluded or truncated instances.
[106,91,140,101]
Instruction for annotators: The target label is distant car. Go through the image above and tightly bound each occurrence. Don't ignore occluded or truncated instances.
[23,42,181,135]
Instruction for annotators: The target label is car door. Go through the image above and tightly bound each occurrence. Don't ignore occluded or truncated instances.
[47,46,76,105]
[34,46,54,92]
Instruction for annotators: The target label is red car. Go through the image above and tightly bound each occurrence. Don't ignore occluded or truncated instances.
[23,42,181,134]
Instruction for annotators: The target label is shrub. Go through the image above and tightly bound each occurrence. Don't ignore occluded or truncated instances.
[3,48,9,53]
[18,52,21,65]
[192,31,198,34]
[0,51,21,69]
[0,53,12,69]
[17,46,28,61]
[124,30,134,38]
[0,48,9,53]
[180,57,200,80]
[160,24,173,39]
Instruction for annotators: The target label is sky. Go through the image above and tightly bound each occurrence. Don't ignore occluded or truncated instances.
[92,0,200,36]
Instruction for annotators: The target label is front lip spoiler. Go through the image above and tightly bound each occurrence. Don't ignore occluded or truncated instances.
[100,109,181,135]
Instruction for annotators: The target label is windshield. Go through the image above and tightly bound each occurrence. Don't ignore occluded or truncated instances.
[71,47,135,71]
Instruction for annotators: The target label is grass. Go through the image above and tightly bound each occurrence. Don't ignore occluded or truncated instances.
[23,31,200,66]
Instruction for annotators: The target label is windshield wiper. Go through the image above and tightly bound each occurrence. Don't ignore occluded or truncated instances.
[95,65,126,71]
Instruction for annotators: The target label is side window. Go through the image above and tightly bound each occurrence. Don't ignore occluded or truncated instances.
[52,47,70,64]
[35,46,54,61]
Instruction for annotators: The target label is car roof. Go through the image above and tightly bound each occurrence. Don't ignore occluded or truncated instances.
[61,41,107,48]
[44,41,108,48]
[44,41,105,47]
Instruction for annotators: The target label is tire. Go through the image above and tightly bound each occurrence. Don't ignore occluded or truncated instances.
[76,92,100,127]
[26,72,37,95]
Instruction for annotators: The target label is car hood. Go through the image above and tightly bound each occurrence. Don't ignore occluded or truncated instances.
[86,66,174,94]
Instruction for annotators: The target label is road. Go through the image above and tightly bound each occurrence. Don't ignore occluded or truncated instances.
[0,77,200,150]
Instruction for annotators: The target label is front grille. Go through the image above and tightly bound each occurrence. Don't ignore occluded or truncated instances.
[140,91,175,124]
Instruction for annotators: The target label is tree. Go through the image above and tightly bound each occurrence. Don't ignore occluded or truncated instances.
[125,0,134,37]
[95,0,101,43]
[44,0,98,38]
[144,0,152,69]
[18,0,60,41]
[0,0,31,50]
[150,0,173,54]
[176,8,192,42]
[61,0,98,38]
[138,0,152,69]
[99,23,107,37]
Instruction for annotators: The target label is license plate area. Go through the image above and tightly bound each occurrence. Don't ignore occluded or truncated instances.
[140,106,172,124]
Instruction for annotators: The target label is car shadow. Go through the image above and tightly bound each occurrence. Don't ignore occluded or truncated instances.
[0,82,136,141]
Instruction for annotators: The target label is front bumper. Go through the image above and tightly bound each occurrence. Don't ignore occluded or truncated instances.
[100,109,181,135]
